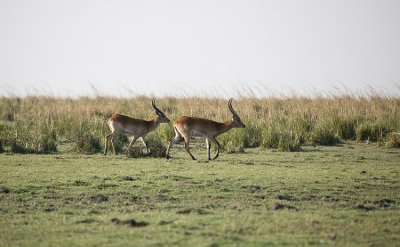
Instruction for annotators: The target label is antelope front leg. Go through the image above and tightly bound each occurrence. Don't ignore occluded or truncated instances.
[126,136,139,154]
[141,136,149,154]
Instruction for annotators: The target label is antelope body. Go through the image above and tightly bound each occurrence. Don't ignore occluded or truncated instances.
[104,99,170,155]
[166,98,245,160]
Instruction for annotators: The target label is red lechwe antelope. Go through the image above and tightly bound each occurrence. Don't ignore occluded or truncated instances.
[104,99,170,155]
[166,98,245,160]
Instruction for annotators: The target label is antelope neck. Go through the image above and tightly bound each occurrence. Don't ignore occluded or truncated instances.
[146,118,160,131]
[219,119,234,133]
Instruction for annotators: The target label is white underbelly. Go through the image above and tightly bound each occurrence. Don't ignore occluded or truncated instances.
[123,129,141,136]
[191,130,207,137]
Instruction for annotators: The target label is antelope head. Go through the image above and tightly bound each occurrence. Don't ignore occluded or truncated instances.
[152,98,170,123]
[228,98,245,128]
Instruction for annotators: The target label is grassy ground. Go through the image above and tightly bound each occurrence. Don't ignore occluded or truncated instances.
[0,142,399,246]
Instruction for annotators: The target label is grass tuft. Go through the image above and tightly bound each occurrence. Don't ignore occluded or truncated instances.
[385,132,400,148]
[126,133,167,158]
[310,121,340,145]
[356,122,385,142]
[70,121,102,154]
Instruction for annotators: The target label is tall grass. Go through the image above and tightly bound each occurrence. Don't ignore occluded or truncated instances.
[0,95,399,154]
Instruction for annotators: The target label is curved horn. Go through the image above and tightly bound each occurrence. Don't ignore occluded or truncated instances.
[152,98,164,115]
[228,98,239,117]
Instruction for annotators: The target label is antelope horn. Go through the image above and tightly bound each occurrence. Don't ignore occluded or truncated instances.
[228,98,239,117]
[152,98,164,115]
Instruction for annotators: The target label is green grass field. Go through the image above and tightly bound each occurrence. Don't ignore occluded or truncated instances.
[1,141,399,246]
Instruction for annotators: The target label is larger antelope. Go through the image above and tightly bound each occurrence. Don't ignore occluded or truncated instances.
[104,99,170,155]
[166,98,245,160]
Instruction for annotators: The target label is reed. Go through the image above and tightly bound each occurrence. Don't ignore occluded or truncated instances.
[0,95,399,154]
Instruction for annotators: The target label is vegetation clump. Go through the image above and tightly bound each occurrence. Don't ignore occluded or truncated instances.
[356,122,385,142]
[309,120,340,146]
[0,95,399,154]
[385,132,400,148]
[126,133,167,158]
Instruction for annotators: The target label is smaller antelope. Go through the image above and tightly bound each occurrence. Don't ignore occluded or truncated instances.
[104,99,170,155]
[166,98,245,160]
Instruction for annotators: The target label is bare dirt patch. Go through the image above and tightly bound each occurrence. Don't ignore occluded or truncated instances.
[120,176,139,181]
[375,199,396,208]
[353,203,376,211]
[111,218,148,227]
[269,202,299,211]
[76,218,97,224]
[89,194,109,203]
[276,194,297,201]
[0,186,10,193]
[176,208,211,215]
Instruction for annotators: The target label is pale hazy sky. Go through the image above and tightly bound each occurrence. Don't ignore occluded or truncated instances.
[1,0,400,98]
